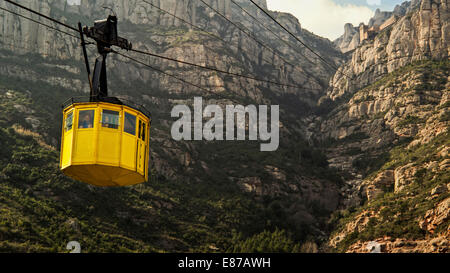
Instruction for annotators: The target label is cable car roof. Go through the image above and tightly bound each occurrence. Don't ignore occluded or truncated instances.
[62,96,152,120]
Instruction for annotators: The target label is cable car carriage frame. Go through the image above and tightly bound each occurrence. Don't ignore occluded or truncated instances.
[59,16,151,187]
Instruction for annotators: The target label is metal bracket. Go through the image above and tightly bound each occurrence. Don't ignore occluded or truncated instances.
[79,16,132,102]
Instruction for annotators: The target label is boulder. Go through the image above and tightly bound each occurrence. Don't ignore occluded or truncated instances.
[394,163,417,192]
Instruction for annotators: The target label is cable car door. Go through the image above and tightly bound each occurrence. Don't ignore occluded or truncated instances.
[61,110,74,168]
[137,119,146,175]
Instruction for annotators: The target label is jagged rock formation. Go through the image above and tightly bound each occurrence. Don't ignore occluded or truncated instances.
[317,0,449,253]
[0,0,343,99]
[334,0,421,53]
[329,0,449,100]
[369,8,395,28]
[334,23,360,53]
[324,0,449,198]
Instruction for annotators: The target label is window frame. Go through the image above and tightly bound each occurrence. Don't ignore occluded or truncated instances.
[138,120,142,140]
[141,122,146,141]
[65,111,74,132]
[101,109,120,130]
[78,109,95,130]
[123,111,137,136]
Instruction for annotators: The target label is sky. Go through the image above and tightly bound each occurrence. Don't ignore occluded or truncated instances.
[266,0,406,40]
[67,0,80,5]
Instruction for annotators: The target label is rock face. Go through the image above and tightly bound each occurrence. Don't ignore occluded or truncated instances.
[333,0,422,53]
[0,0,80,59]
[346,198,450,253]
[77,0,232,26]
[394,163,418,192]
[334,23,360,53]
[419,197,450,233]
[0,0,342,98]
[315,1,449,197]
[366,170,394,201]
[346,233,449,253]
[368,8,395,28]
[323,0,449,253]
[329,0,449,100]
[329,210,379,248]
[317,0,449,157]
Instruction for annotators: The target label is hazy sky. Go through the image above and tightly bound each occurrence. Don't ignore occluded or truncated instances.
[67,0,80,5]
[266,0,406,40]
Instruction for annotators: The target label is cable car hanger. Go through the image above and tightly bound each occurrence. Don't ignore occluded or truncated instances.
[78,15,133,105]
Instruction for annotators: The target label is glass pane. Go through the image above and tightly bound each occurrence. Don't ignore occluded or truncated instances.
[102,110,119,129]
[65,112,73,132]
[141,123,146,141]
[138,120,142,139]
[124,112,136,135]
[78,110,94,129]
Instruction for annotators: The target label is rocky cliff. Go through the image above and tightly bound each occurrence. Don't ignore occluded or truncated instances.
[0,0,344,100]
[333,0,421,53]
[315,0,449,253]
[329,0,449,99]
[369,8,396,28]
[334,23,360,54]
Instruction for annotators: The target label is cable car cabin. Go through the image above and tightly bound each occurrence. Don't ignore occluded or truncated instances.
[60,101,150,187]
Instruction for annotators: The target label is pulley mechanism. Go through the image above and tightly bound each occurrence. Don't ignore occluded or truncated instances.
[78,15,132,102]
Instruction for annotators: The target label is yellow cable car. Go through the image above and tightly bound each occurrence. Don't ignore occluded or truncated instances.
[59,16,151,186]
[60,100,150,187]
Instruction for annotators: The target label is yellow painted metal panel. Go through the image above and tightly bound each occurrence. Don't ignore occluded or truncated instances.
[97,106,121,165]
[121,133,136,170]
[145,123,150,182]
[97,129,121,165]
[137,118,146,176]
[73,108,96,164]
[137,140,145,175]
[61,109,74,169]
[73,130,96,164]
[62,164,145,187]
[62,130,73,168]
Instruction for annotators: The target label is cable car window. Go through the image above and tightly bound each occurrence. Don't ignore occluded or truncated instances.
[101,110,119,129]
[141,123,146,141]
[65,112,73,132]
[78,110,94,129]
[124,112,136,135]
[138,120,142,139]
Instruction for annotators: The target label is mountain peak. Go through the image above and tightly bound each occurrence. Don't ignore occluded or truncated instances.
[334,0,418,53]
